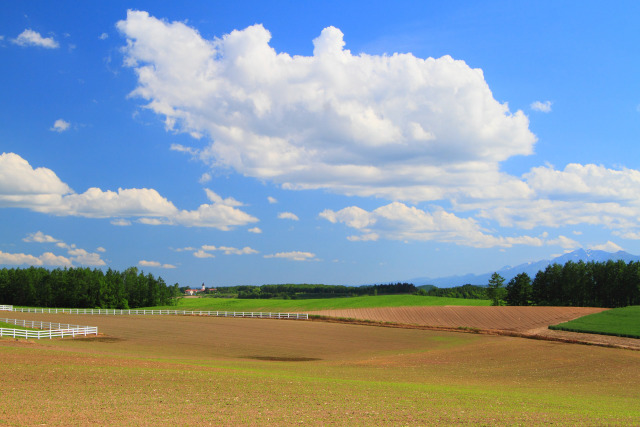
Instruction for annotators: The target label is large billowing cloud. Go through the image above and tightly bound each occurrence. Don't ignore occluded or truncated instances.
[115,11,640,248]
[0,152,257,230]
[117,10,535,202]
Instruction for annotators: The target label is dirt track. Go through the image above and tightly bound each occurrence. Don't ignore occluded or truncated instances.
[309,306,640,350]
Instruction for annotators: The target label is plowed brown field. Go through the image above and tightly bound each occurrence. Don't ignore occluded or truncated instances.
[309,306,606,332]
[310,305,640,350]
[2,310,640,424]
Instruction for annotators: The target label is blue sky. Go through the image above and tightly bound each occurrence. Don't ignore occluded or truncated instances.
[2,1,640,287]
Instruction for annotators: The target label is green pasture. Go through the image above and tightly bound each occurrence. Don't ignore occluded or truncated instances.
[144,294,490,311]
[550,305,640,338]
[0,321,36,330]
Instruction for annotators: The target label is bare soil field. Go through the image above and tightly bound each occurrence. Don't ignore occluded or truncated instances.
[1,311,639,425]
[309,305,640,350]
[4,311,449,362]
[309,306,606,332]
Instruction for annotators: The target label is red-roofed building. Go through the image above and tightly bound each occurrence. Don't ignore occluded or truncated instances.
[184,283,217,296]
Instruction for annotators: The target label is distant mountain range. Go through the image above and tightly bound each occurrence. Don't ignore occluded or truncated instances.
[410,249,640,288]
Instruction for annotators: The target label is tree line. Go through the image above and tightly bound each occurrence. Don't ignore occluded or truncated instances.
[495,260,640,307]
[0,266,180,309]
[422,284,487,300]
[222,282,417,299]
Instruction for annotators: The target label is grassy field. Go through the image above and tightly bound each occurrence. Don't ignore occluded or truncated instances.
[0,321,36,330]
[1,311,638,425]
[144,294,490,311]
[550,305,640,338]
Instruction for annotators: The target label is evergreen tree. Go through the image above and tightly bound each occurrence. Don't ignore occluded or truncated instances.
[487,272,506,306]
[505,272,532,306]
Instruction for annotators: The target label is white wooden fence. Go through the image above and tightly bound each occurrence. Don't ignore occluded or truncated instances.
[10,307,308,320]
[0,305,12,311]
[0,317,98,339]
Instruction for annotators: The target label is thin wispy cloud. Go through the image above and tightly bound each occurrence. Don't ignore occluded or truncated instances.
[530,100,553,113]
[264,251,317,261]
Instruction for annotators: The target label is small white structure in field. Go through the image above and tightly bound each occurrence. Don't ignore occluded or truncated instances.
[184,283,210,296]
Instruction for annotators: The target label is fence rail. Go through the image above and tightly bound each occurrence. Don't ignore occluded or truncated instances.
[0,305,12,311]
[0,317,98,339]
[10,307,308,320]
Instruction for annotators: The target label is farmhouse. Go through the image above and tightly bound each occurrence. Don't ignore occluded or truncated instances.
[184,283,217,296]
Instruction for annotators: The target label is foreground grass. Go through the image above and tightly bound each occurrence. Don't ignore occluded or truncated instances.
[144,294,490,312]
[550,305,640,338]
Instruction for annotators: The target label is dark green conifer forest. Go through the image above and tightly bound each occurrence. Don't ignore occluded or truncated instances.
[0,266,180,309]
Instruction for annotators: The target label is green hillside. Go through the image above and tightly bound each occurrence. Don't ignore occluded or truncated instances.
[144,294,490,312]
[549,306,640,338]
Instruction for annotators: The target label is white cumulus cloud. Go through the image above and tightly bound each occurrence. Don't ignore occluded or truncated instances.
[192,244,258,257]
[525,163,640,202]
[0,152,258,230]
[22,231,59,243]
[12,29,59,48]
[68,248,106,266]
[50,119,70,132]
[589,241,623,252]
[468,164,640,234]
[23,233,106,266]
[139,260,177,269]
[321,202,545,248]
[204,188,244,207]
[278,212,299,221]
[172,202,258,230]
[117,11,536,202]
[193,250,215,258]
[546,235,580,250]
[0,250,71,267]
[0,152,72,197]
